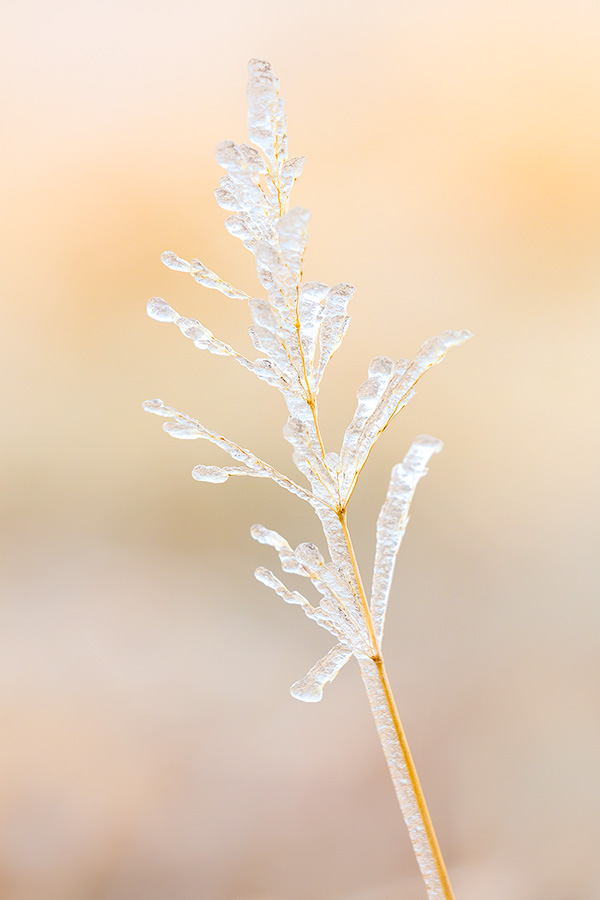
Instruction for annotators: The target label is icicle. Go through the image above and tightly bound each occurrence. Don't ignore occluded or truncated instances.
[163,420,205,439]
[247,296,280,332]
[293,543,369,646]
[276,207,310,281]
[214,177,242,212]
[290,644,353,703]
[215,142,270,221]
[142,398,178,417]
[159,252,192,273]
[161,251,251,301]
[251,357,291,390]
[238,142,267,173]
[340,331,472,499]
[280,156,305,203]
[314,283,355,387]
[175,316,232,356]
[216,140,265,180]
[148,293,258,368]
[370,436,443,644]
[340,356,394,477]
[147,297,178,322]
[149,294,291,385]
[192,465,271,484]
[224,214,257,250]
[145,405,314,503]
[297,281,328,373]
[282,417,317,485]
[250,523,305,576]
[248,323,293,376]
[294,542,324,568]
[282,415,338,509]
[254,567,314,612]
[246,58,288,175]
[254,567,355,646]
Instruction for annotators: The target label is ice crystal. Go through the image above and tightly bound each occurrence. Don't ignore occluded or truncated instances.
[144,59,471,701]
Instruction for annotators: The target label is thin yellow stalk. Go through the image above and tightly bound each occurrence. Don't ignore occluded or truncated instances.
[338,509,455,900]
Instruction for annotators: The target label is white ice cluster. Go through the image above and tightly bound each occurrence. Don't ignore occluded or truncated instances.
[145,59,472,703]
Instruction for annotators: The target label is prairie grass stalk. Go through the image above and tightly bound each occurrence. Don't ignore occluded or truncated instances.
[144,59,471,900]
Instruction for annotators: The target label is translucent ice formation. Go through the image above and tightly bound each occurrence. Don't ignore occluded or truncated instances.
[144,59,469,900]
[144,59,471,700]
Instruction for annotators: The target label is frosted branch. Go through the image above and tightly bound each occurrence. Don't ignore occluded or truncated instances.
[143,400,315,504]
[147,297,291,390]
[251,524,371,654]
[370,436,443,644]
[161,251,252,301]
[340,330,472,498]
[313,283,354,389]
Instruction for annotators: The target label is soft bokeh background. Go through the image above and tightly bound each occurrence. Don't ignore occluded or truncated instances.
[1,1,599,898]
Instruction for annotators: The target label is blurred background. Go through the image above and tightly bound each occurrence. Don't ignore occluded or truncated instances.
[1,0,599,898]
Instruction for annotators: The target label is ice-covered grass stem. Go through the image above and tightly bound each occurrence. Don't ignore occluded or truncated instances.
[144,59,471,900]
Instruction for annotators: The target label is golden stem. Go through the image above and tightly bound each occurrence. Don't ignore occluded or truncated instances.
[337,508,455,900]
[372,658,456,900]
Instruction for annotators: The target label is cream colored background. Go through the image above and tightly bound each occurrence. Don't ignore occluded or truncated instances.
[1,1,599,898]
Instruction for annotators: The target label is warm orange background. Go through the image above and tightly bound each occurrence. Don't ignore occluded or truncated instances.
[1,1,599,898]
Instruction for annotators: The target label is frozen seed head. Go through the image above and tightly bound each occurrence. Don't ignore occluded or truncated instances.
[143,59,472,713]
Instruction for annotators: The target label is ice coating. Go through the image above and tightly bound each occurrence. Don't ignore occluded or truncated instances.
[254,567,313,612]
[313,283,354,388]
[144,60,470,684]
[252,521,370,655]
[339,330,472,498]
[192,464,271,483]
[370,436,443,645]
[297,281,328,367]
[254,541,369,672]
[246,58,288,189]
[148,295,293,387]
[147,403,313,503]
[142,398,178,417]
[340,356,395,477]
[358,656,450,899]
[147,297,178,322]
[145,59,468,900]
[163,421,204,439]
[290,644,353,703]
[161,251,251,301]
[276,207,310,281]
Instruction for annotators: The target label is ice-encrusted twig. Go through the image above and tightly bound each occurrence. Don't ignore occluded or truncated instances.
[161,251,253,301]
[251,524,370,655]
[143,399,316,505]
[146,297,291,389]
[370,436,443,645]
[340,329,472,500]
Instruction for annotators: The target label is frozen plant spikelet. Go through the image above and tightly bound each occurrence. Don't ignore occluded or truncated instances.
[143,58,471,900]
[370,435,443,645]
